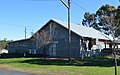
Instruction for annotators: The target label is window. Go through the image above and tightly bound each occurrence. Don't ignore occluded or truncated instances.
[29,49,36,54]
[48,43,57,56]
[52,44,56,56]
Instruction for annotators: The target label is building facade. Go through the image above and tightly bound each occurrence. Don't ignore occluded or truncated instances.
[8,19,112,58]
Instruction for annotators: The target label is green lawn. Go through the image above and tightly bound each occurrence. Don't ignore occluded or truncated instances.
[0,58,119,75]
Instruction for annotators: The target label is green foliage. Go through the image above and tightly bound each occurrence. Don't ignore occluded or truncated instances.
[82,12,96,27]
[82,4,120,36]
[0,58,120,75]
[96,4,116,16]
[97,4,120,36]
[0,38,12,50]
[96,4,116,30]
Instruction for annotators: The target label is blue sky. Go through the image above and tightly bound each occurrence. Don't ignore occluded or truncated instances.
[0,0,119,40]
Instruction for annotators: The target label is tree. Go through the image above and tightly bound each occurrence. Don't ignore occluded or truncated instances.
[114,6,120,36]
[82,4,120,36]
[96,5,120,75]
[96,4,120,36]
[82,4,120,75]
[82,12,96,27]
[33,23,56,60]
[0,38,12,50]
[82,12,101,31]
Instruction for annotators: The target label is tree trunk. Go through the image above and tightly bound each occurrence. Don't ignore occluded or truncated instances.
[43,47,46,61]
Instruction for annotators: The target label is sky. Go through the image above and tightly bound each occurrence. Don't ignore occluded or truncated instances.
[0,0,119,40]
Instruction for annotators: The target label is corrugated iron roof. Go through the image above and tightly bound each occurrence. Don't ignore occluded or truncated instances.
[9,18,113,44]
[51,19,113,40]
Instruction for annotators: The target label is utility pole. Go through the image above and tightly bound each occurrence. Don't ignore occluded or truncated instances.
[68,0,71,62]
[25,27,27,39]
[61,0,71,62]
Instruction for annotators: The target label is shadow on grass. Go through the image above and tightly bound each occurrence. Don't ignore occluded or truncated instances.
[20,58,120,67]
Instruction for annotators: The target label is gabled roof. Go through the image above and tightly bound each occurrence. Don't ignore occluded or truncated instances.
[50,19,113,40]
[10,18,113,43]
[8,38,30,44]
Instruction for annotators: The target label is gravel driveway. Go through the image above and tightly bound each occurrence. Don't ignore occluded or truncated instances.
[0,69,51,75]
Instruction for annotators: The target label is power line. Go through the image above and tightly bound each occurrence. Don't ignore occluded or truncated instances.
[26,0,58,1]
[0,22,22,27]
[0,22,39,28]
[71,0,89,12]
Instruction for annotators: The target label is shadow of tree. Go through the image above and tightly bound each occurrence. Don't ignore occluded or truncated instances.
[19,58,120,67]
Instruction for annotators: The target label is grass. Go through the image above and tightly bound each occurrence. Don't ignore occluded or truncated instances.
[0,57,119,75]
